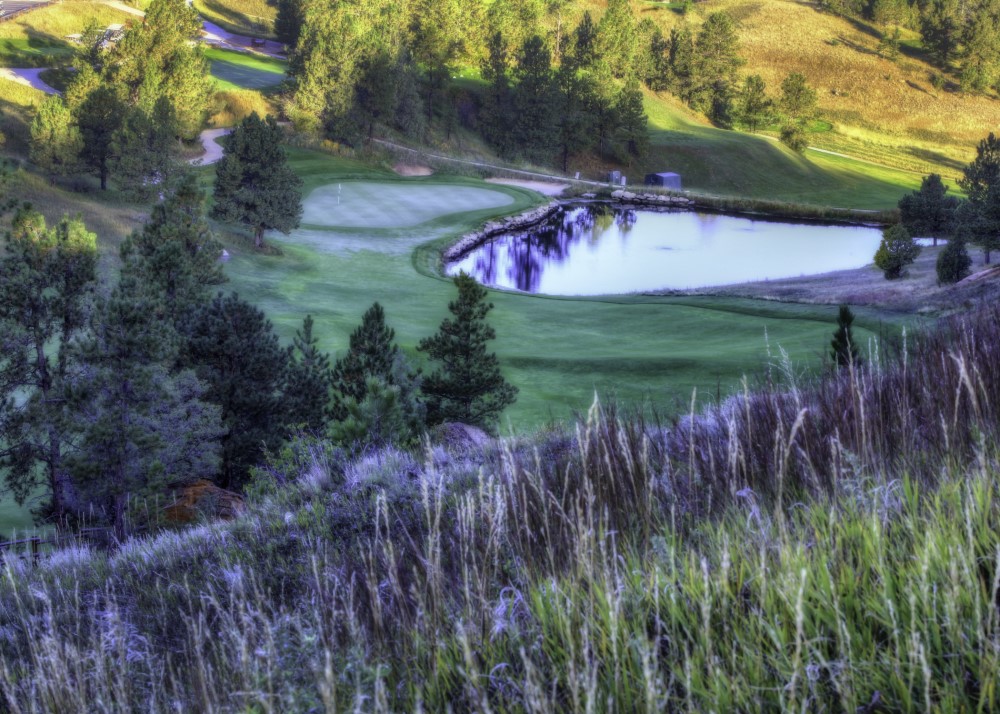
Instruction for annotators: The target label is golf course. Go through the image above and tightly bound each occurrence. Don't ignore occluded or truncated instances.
[216,149,903,430]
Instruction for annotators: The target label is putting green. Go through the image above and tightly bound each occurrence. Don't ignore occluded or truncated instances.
[206,47,287,91]
[301,182,515,229]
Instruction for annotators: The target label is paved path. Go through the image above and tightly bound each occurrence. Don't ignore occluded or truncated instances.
[0,67,58,94]
[190,128,230,165]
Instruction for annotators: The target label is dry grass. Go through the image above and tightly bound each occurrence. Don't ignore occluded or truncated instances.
[207,89,279,127]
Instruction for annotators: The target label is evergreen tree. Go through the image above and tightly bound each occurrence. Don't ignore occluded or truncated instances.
[76,86,126,190]
[184,293,288,490]
[779,72,818,121]
[568,11,598,71]
[65,272,222,539]
[830,304,861,368]
[330,302,402,420]
[667,26,696,101]
[274,0,306,49]
[920,0,961,67]
[646,27,671,91]
[480,31,515,156]
[29,96,82,179]
[596,0,637,79]
[614,77,648,164]
[936,236,972,283]
[960,1,1000,93]
[691,12,742,115]
[873,224,921,279]
[211,113,303,249]
[958,133,1000,262]
[417,273,518,432]
[110,98,181,200]
[898,173,958,246]
[0,211,97,522]
[555,65,597,172]
[354,48,400,141]
[736,74,774,133]
[284,314,334,433]
[329,372,424,452]
[512,35,558,162]
[121,174,224,325]
[780,122,808,152]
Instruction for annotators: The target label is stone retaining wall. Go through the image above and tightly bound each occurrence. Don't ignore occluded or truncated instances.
[443,191,696,264]
[443,202,561,261]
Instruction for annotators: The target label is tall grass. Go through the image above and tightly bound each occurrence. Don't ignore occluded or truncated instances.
[1,307,999,711]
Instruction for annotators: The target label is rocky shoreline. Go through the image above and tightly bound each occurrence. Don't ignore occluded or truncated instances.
[443,190,696,263]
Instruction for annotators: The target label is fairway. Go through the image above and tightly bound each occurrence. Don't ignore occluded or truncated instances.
[216,150,913,428]
[205,47,287,90]
[302,182,516,229]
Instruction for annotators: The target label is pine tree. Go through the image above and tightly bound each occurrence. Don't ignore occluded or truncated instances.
[898,174,958,246]
[330,302,401,420]
[0,211,97,522]
[554,64,597,172]
[691,12,742,114]
[568,11,598,71]
[121,173,224,325]
[76,86,126,190]
[936,236,972,284]
[513,35,557,162]
[284,314,334,433]
[110,98,180,200]
[417,273,518,432]
[29,96,82,179]
[65,272,222,538]
[614,77,648,165]
[274,0,305,49]
[958,133,1000,263]
[184,293,289,490]
[779,72,818,122]
[737,74,774,133]
[480,31,515,156]
[211,113,303,249]
[597,0,638,79]
[874,224,921,279]
[830,304,861,368]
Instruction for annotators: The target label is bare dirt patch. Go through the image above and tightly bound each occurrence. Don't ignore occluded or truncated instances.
[393,163,433,177]
[685,244,1000,313]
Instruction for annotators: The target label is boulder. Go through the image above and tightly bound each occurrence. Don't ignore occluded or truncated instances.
[163,480,246,524]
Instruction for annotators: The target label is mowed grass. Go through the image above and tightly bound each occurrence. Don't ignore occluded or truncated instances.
[640,92,925,209]
[205,47,286,91]
[216,148,908,428]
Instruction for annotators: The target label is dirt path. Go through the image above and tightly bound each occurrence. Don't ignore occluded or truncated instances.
[190,128,231,165]
[486,178,569,196]
[0,68,58,94]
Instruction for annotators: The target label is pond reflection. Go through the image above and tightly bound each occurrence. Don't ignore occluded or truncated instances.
[447,205,883,295]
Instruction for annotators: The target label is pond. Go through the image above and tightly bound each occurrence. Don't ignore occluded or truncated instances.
[446,205,884,295]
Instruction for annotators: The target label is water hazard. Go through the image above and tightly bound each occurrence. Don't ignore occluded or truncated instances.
[446,205,884,295]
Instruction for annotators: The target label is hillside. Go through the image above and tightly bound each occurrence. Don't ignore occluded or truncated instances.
[1,304,999,711]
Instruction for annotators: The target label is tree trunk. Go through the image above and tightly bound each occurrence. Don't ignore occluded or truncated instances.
[255,226,264,250]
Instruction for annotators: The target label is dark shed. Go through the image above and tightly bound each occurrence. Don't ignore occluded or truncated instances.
[644,172,682,190]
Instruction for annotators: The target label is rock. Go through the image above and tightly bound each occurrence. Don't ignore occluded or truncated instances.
[163,480,246,524]
[432,422,492,453]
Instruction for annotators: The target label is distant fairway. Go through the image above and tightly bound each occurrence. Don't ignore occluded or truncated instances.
[206,47,286,90]
[302,182,515,229]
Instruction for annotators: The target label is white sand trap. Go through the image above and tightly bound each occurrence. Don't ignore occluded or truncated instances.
[393,163,433,176]
[486,178,570,196]
[302,182,515,229]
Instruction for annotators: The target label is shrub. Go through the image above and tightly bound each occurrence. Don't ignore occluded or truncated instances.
[873,224,920,279]
[779,122,808,152]
[936,237,972,284]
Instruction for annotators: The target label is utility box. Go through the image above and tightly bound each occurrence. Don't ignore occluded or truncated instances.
[644,172,682,190]
[608,170,621,184]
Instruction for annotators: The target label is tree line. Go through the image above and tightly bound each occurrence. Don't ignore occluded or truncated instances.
[869,132,1000,283]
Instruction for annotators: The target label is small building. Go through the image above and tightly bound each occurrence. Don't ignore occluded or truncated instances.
[644,172,682,190]
[607,170,621,184]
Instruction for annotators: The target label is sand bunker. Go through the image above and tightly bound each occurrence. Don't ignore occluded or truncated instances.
[393,163,434,176]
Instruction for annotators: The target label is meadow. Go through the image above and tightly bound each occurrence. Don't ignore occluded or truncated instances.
[205,47,287,91]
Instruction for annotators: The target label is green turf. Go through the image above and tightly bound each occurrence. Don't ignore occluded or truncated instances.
[640,95,923,210]
[212,148,913,429]
[302,182,515,229]
[205,47,287,91]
